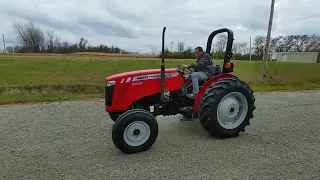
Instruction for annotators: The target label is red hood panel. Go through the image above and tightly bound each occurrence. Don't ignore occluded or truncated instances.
[106,68,178,81]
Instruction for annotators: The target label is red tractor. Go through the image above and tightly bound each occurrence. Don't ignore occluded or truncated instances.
[105,27,256,154]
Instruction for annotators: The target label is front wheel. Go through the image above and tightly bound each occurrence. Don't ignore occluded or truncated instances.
[198,77,256,138]
[109,112,122,122]
[112,109,158,154]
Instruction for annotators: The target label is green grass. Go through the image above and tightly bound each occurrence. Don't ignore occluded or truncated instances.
[1,55,320,104]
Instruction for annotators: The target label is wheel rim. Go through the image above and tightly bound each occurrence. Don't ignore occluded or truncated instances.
[123,121,151,147]
[216,92,248,129]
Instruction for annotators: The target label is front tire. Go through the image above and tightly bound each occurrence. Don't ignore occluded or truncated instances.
[198,77,256,138]
[109,112,122,122]
[112,109,158,154]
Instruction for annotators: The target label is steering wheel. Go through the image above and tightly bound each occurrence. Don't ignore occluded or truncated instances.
[177,65,193,72]
[177,65,193,79]
[177,65,190,70]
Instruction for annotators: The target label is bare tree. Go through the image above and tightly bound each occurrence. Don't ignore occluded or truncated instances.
[305,34,320,51]
[177,40,185,53]
[253,35,266,57]
[232,42,240,55]
[46,30,61,53]
[232,42,248,55]
[79,37,88,52]
[214,33,228,52]
[239,42,248,54]
[268,34,320,52]
[185,46,192,53]
[13,21,45,53]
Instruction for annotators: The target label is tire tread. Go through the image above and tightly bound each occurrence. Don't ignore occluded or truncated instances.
[199,77,256,138]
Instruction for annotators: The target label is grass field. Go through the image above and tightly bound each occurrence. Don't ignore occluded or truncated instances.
[1,53,320,104]
[0,52,160,58]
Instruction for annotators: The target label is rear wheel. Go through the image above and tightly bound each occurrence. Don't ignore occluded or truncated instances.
[198,77,256,138]
[112,109,158,154]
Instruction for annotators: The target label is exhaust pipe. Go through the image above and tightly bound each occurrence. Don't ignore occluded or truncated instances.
[160,27,166,103]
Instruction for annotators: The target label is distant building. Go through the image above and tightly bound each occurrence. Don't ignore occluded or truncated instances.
[268,51,319,63]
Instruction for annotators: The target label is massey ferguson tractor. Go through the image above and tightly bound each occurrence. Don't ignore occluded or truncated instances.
[105,27,256,154]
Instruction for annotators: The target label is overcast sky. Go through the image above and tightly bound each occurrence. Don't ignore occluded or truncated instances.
[1,0,320,53]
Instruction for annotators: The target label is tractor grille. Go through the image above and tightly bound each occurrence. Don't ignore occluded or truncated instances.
[105,85,115,106]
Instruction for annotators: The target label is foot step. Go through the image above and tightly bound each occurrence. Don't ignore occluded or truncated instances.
[178,106,194,112]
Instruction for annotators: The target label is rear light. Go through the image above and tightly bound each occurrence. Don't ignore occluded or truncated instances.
[225,62,235,69]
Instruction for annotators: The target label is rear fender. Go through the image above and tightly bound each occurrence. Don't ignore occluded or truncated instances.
[193,73,237,113]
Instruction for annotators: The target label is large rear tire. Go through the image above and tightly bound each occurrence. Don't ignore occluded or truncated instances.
[112,109,158,154]
[198,77,256,138]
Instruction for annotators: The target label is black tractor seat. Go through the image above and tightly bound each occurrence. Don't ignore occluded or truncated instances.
[199,64,221,83]
[185,65,221,86]
[213,64,221,76]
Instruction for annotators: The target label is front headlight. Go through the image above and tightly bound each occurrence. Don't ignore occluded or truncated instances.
[107,80,116,87]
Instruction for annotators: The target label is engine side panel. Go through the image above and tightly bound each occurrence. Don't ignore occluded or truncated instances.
[106,71,184,111]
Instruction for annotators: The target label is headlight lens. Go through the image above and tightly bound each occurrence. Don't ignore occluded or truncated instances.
[107,80,116,87]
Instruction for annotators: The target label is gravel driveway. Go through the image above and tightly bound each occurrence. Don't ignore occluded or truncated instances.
[1,91,320,180]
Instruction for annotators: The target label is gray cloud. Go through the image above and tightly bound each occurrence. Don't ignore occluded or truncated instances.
[2,0,139,39]
[77,18,138,39]
[1,0,320,53]
[242,4,270,31]
[100,1,144,23]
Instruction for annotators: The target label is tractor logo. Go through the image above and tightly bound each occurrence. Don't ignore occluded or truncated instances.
[120,72,179,84]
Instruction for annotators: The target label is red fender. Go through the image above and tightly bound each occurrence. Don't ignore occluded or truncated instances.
[193,73,237,113]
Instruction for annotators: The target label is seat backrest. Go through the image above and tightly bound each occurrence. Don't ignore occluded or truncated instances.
[213,64,221,76]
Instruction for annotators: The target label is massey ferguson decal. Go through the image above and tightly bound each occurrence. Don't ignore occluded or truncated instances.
[120,72,179,84]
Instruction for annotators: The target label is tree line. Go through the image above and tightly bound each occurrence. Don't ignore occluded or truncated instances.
[163,33,320,60]
[5,21,137,54]
[4,21,320,60]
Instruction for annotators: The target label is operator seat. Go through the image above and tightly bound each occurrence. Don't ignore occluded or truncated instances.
[198,64,221,86]
[213,64,221,76]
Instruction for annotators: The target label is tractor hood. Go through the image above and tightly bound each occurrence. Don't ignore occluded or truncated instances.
[106,68,179,81]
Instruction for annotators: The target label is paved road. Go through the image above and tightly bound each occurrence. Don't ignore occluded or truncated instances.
[1,91,320,180]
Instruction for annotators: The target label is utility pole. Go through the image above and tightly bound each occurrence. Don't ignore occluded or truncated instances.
[249,36,252,61]
[262,0,275,77]
[2,34,5,53]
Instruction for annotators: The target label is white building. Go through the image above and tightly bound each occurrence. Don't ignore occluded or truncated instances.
[269,52,319,63]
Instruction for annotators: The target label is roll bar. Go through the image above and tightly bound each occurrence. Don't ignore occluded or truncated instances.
[160,27,234,103]
[205,28,234,73]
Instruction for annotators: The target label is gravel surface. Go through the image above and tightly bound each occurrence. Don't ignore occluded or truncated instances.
[1,90,320,180]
